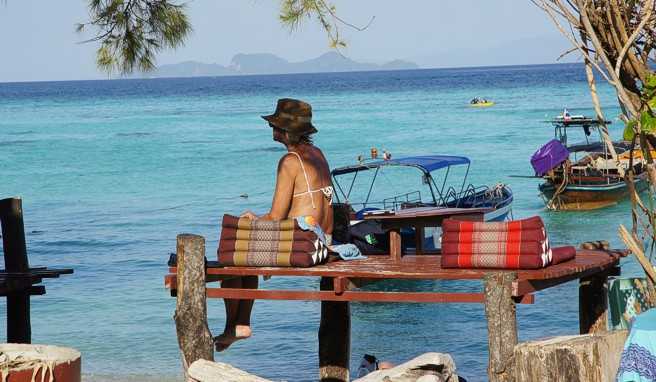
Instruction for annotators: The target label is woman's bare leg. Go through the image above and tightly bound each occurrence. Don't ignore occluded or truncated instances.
[215,276,258,351]
[236,276,258,326]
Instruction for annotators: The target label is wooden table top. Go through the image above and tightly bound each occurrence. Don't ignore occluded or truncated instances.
[166,250,620,297]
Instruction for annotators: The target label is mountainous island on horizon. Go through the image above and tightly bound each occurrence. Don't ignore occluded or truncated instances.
[138,52,419,78]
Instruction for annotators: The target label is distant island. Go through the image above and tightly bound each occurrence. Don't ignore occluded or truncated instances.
[137,52,419,78]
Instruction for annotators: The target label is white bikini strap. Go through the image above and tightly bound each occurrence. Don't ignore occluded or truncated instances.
[289,151,316,209]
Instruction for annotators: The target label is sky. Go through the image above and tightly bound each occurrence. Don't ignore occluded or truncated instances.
[0,1,576,82]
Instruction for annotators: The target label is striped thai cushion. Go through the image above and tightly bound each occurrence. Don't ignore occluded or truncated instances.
[217,215,329,267]
[440,216,553,269]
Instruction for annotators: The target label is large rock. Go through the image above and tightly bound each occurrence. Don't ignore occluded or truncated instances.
[514,330,628,382]
[354,352,459,382]
[188,359,273,382]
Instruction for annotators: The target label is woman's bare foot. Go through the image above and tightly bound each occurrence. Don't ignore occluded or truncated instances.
[214,325,252,352]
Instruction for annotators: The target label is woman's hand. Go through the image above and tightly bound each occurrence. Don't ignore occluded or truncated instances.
[240,210,258,220]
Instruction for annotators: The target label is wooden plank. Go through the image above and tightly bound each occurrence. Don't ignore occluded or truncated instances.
[0,197,31,344]
[484,272,517,382]
[319,277,350,382]
[174,234,214,379]
[189,251,619,282]
[512,253,619,296]
[579,272,608,334]
[205,287,535,304]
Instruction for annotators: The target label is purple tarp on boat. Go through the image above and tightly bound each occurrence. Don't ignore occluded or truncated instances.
[531,139,569,176]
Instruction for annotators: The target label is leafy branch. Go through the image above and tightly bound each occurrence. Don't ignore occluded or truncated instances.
[78,0,191,74]
[279,0,374,49]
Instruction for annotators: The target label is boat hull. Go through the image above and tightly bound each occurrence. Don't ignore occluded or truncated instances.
[539,175,649,210]
[469,102,494,108]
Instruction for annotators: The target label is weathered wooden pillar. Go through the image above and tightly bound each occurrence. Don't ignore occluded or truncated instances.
[579,273,608,334]
[0,197,31,343]
[514,330,628,382]
[484,272,517,382]
[174,234,214,380]
[319,277,350,382]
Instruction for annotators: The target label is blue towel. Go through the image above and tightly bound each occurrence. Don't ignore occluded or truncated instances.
[617,308,656,381]
[331,243,367,261]
[295,216,366,261]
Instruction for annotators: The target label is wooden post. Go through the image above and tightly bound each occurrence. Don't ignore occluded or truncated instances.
[484,272,517,382]
[0,197,31,343]
[389,229,402,261]
[579,273,608,334]
[174,234,214,380]
[319,277,350,382]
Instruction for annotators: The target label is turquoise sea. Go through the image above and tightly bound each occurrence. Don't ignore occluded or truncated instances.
[0,64,647,381]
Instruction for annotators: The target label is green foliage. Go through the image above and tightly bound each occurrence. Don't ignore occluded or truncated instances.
[80,0,191,74]
[280,0,346,48]
[624,72,656,140]
[624,119,637,141]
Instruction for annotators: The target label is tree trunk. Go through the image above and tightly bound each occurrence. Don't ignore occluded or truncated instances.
[514,330,628,382]
[174,234,214,380]
[484,272,518,382]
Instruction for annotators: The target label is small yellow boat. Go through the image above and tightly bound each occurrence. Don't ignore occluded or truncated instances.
[469,101,495,108]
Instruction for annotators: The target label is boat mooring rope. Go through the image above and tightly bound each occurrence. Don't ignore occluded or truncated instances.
[546,160,571,210]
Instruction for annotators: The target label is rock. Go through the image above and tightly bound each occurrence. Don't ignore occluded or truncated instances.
[188,359,273,382]
[514,330,628,382]
[354,352,459,382]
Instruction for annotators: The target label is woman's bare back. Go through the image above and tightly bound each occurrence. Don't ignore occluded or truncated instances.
[287,146,333,234]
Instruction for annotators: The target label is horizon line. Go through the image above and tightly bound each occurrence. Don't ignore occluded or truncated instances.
[0,61,584,85]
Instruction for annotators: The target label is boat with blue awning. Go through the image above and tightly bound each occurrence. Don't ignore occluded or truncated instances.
[331,154,513,222]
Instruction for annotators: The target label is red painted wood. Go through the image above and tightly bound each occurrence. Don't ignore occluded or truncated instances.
[168,250,618,281]
[205,287,535,304]
[165,251,618,303]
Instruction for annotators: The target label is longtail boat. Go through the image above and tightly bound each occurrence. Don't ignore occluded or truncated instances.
[531,112,649,210]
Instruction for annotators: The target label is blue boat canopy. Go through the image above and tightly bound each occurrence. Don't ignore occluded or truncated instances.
[331,155,470,176]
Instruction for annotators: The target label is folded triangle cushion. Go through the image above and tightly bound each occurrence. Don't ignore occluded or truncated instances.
[441,216,544,233]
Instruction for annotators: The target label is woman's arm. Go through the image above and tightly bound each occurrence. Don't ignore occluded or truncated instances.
[258,154,295,221]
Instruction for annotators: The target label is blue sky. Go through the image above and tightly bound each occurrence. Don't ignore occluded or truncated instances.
[0,1,575,82]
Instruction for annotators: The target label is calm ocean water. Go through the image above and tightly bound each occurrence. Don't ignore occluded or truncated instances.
[0,64,646,381]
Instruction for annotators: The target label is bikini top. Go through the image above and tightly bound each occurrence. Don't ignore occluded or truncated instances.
[288,151,333,209]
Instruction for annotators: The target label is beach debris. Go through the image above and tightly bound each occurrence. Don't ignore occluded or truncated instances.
[188,359,273,382]
[353,352,459,382]
[514,330,628,382]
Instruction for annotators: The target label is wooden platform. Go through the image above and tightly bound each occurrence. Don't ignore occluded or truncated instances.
[165,250,620,304]
[167,233,622,382]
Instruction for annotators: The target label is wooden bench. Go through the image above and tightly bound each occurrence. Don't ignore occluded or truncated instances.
[165,233,620,382]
